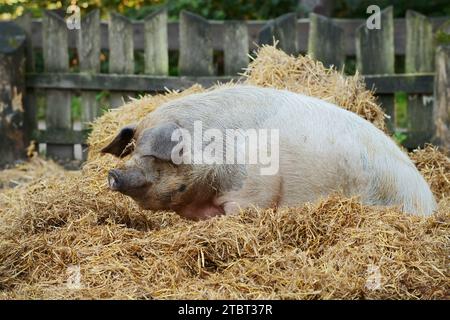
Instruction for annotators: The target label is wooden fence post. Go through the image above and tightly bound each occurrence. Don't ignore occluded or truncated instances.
[258,12,298,55]
[15,12,36,147]
[77,9,100,160]
[78,9,100,123]
[179,11,214,76]
[0,22,26,167]
[144,8,168,75]
[224,21,249,75]
[434,45,450,149]
[109,13,134,108]
[356,6,395,132]
[43,10,73,160]
[307,13,345,69]
[404,10,435,148]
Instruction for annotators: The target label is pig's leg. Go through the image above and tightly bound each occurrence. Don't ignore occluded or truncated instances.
[216,173,284,215]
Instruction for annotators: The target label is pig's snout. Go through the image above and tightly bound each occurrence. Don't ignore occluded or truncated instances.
[108,169,123,191]
[107,168,149,196]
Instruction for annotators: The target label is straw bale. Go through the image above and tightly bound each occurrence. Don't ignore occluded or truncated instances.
[410,145,450,200]
[0,156,70,191]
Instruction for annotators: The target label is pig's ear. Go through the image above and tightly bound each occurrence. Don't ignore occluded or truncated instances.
[137,122,181,162]
[101,124,137,158]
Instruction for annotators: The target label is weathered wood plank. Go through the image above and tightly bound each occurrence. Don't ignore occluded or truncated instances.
[0,21,27,167]
[257,21,275,47]
[144,8,168,75]
[179,11,214,76]
[42,10,73,159]
[33,129,89,145]
[433,45,450,149]
[307,13,345,69]
[77,9,100,125]
[404,94,434,148]
[26,17,449,54]
[223,21,249,75]
[26,73,238,92]
[356,6,395,74]
[26,73,435,94]
[258,12,298,55]
[15,12,34,72]
[405,10,435,148]
[363,73,434,94]
[77,9,100,160]
[273,13,298,55]
[356,6,395,132]
[15,12,37,147]
[406,11,435,73]
[109,12,134,108]
[78,10,101,73]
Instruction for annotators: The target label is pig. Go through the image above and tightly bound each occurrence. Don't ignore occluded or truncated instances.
[102,85,437,220]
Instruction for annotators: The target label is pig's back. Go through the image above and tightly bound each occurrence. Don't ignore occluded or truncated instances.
[153,85,377,137]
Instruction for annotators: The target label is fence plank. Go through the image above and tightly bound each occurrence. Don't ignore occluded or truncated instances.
[15,12,36,147]
[434,46,450,149]
[405,10,435,148]
[406,11,434,73]
[78,9,100,125]
[144,8,168,75]
[362,73,434,94]
[26,73,238,91]
[258,12,298,55]
[42,10,73,159]
[224,21,249,75]
[308,13,345,69]
[15,12,34,72]
[77,9,100,160]
[34,129,89,145]
[26,17,449,55]
[179,11,214,76]
[26,73,434,94]
[356,6,395,132]
[109,12,134,108]
[0,22,27,167]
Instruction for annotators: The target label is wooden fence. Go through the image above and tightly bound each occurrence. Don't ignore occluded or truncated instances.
[0,6,449,165]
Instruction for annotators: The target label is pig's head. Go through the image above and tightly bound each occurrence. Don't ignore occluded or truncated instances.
[101,122,222,220]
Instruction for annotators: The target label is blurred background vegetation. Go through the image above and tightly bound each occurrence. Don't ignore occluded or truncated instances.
[1,0,450,20]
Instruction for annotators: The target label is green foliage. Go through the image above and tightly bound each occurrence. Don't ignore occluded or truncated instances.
[392,131,408,145]
[96,91,111,116]
[3,0,448,20]
[168,51,179,76]
[333,0,450,18]
[71,95,81,121]
[0,0,303,20]
[435,21,450,45]
[395,91,408,128]
[163,0,302,20]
